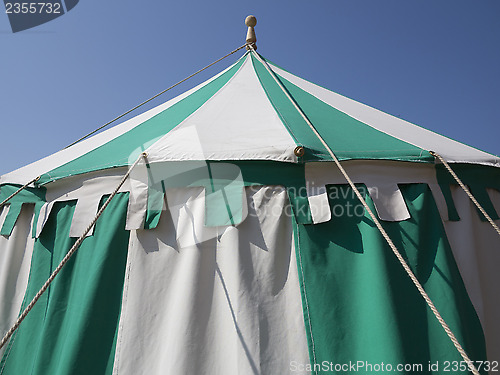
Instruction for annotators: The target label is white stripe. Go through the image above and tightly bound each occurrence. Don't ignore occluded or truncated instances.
[270,64,500,167]
[0,205,35,359]
[443,186,500,363]
[113,186,309,375]
[145,55,297,163]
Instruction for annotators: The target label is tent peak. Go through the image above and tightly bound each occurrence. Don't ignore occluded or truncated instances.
[245,15,257,51]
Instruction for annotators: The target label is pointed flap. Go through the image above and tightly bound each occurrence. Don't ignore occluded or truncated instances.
[366,184,411,222]
[0,203,24,236]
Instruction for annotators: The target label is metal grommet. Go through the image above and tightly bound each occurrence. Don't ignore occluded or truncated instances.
[294,146,305,157]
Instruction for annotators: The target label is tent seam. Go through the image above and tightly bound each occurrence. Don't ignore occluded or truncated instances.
[112,233,135,375]
[295,221,318,373]
[0,225,37,374]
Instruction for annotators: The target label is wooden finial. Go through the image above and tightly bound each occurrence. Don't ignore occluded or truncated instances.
[245,15,257,50]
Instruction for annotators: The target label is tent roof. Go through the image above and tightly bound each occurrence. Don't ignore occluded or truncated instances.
[1,51,499,186]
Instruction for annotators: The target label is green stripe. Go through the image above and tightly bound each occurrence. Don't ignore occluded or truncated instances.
[38,57,247,185]
[0,184,45,204]
[292,184,486,374]
[0,203,23,236]
[262,56,498,162]
[0,184,46,238]
[0,194,130,375]
[250,53,330,160]
[256,53,432,163]
[273,72,431,162]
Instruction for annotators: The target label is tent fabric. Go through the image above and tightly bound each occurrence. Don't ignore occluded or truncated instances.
[250,54,431,163]
[35,168,145,238]
[443,185,500,362]
[0,204,36,360]
[0,194,130,375]
[1,50,493,186]
[0,181,495,374]
[144,56,298,163]
[292,183,487,374]
[10,161,308,244]
[0,48,499,375]
[0,185,45,238]
[304,161,449,223]
[0,185,46,359]
[265,58,500,167]
[113,186,309,375]
[435,164,500,222]
[36,57,248,185]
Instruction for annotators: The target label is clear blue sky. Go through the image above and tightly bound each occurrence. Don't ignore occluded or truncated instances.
[1,0,499,176]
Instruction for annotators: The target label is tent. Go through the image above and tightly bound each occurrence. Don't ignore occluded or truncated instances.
[1,19,500,375]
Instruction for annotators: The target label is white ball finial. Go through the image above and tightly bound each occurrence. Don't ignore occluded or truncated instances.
[245,15,257,27]
[245,15,257,50]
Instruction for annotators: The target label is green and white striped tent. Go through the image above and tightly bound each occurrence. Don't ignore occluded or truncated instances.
[1,47,500,375]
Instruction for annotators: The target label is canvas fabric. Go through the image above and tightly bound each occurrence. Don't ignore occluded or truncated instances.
[0,194,130,375]
[291,183,488,374]
[112,185,310,375]
[1,51,493,186]
[0,46,499,375]
[0,204,35,360]
[0,179,496,374]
